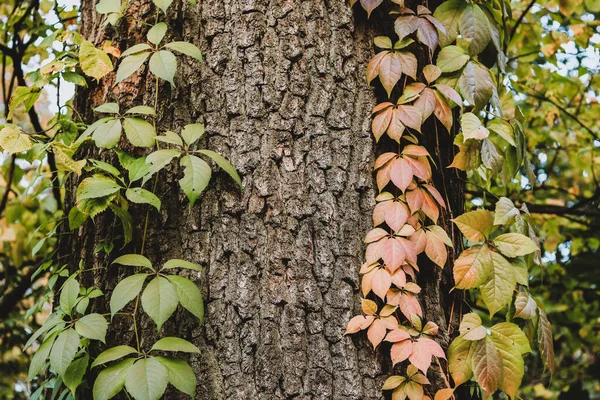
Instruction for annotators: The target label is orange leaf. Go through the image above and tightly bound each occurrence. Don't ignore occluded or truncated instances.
[385,201,409,231]
[390,157,414,192]
[367,318,387,348]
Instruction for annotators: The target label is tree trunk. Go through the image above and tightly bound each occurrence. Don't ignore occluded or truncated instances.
[66,0,464,398]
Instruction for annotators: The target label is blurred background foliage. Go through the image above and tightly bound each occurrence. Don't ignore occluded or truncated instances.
[0,0,599,398]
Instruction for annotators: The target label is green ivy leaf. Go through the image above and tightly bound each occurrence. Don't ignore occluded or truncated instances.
[471,336,502,397]
[489,323,530,397]
[150,337,200,353]
[161,259,202,271]
[49,328,80,377]
[432,0,465,47]
[181,123,204,146]
[79,40,114,81]
[121,43,153,57]
[125,105,156,115]
[164,41,203,62]
[155,356,196,396]
[488,120,516,146]
[436,45,469,73]
[493,233,538,258]
[115,52,150,84]
[60,277,80,315]
[125,358,168,400]
[458,3,492,55]
[480,251,518,316]
[152,0,173,14]
[28,331,58,381]
[147,22,167,45]
[125,188,161,211]
[0,125,32,154]
[453,244,493,289]
[63,354,89,394]
[76,174,122,201]
[96,0,121,14]
[63,71,88,87]
[168,275,204,323]
[149,50,177,86]
[93,358,135,400]
[123,118,156,147]
[155,130,183,146]
[197,149,242,187]
[179,155,211,206]
[94,102,120,113]
[461,112,489,141]
[112,254,153,270]
[92,118,122,148]
[458,62,494,111]
[75,313,108,342]
[494,197,520,226]
[452,209,494,242]
[141,277,179,331]
[109,204,133,245]
[144,149,182,184]
[91,345,139,368]
[110,273,150,317]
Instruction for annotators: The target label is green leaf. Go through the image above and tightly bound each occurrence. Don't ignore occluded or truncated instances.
[28,331,58,381]
[458,62,494,111]
[96,0,121,14]
[155,130,183,146]
[147,22,167,45]
[125,156,151,183]
[63,354,89,394]
[494,197,520,226]
[459,3,492,55]
[115,52,150,84]
[112,254,153,270]
[179,155,211,206]
[121,43,153,57]
[197,149,242,187]
[493,233,538,258]
[489,322,530,397]
[461,112,489,141]
[161,259,202,271]
[125,105,156,115]
[79,40,114,81]
[110,273,150,317]
[126,188,161,211]
[489,120,516,146]
[164,41,203,62]
[181,123,204,146]
[60,277,80,315]
[94,102,120,114]
[92,118,122,148]
[150,337,200,353]
[76,297,89,315]
[453,244,493,289]
[452,209,494,242]
[471,336,502,397]
[63,71,88,87]
[49,328,80,377]
[110,204,133,245]
[76,175,122,201]
[24,313,65,350]
[149,50,177,86]
[90,160,122,178]
[141,277,179,331]
[123,118,156,147]
[0,125,32,154]
[154,356,196,396]
[152,0,173,13]
[93,358,135,400]
[125,358,168,400]
[75,313,108,342]
[144,149,182,184]
[436,45,470,73]
[481,251,517,316]
[432,0,465,47]
[168,275,204,323]
[91,346,139,368]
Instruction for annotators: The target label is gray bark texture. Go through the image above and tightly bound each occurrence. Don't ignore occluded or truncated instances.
[66,0,464,399]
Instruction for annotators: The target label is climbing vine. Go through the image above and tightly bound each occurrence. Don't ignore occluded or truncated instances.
[8,0,241,399]
[346,0,555,399]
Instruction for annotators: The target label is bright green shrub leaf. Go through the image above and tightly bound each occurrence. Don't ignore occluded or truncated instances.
[125,357,168,400]
[94,102,120,113]
[453,244,493,289]
[8,86,41,120]
[179,155,211,206]
[0,125,32,154]
[461,112,489,141]
[92,118,122,148]
[147,22,167,45]
[125,188,161,211]
[93,358,135,400]
[197,149,242,187]
[493,233,538,258]
[76,175,122,200]
[91,345,139,368]
[150,337,200,353]
[168,275,204,323]
[480,251,517,316]
[152,0,173,13]
[28,331,58,381]
[112,254,153,270]
[115,52,150,84]
[49,328,80,377]
[125,105,156,115]
[458,3,492,55]
[75,313,108,342]
[141,277,178,331]
[164,41,203,62]
[123,118,156,147]
[161,259,202,271]
[452,209,494,242]
[436,45,469,72]
[121,43,152,57]
[63,354,89,394]
[60,277,80,315]
[79,40,114,81]
[110,273,149,317]
[149,50,177,86]
[181,123,204,146]
[154,356,196,396]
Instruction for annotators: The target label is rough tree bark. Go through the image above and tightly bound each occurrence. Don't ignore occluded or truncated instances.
[65,0,464,398]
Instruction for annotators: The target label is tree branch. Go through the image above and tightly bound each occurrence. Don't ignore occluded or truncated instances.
[510,0,537,38]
